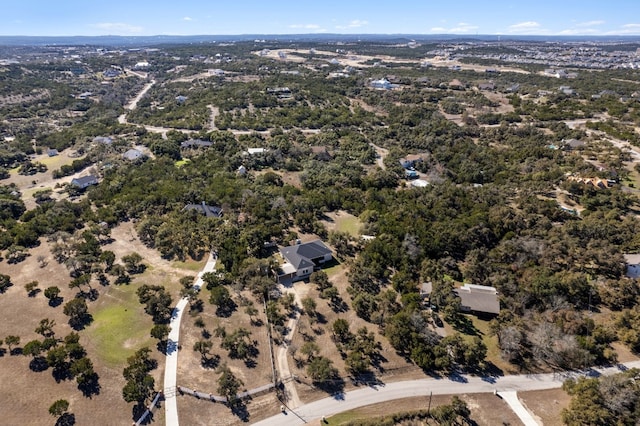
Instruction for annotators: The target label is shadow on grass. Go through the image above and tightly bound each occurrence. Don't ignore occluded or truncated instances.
[202,354,221,370]
[449,315,481,336]
[78,373,101,397]
[29,356,49,372]
[48,296,63,307]
[55,413,75,426]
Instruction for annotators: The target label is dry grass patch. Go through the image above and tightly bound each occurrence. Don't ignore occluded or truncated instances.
[325,393,523,426]
[0,239,157,425]
[519,387,570,425]
[322,211,362,237]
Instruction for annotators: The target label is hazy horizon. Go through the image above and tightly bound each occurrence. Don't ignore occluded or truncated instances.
[3,0,640,38]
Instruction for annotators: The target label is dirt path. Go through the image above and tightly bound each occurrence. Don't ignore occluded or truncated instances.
[118,79,156,125]
[369,142,389,170]
[208,105,219,130]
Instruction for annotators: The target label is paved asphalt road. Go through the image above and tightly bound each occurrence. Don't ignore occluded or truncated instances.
[253,361,640,426]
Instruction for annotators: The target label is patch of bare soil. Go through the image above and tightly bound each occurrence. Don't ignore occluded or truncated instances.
[519,387,571,425]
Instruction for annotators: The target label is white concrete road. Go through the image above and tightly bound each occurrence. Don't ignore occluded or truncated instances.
[498,391,539,426]
[253,361,640,426]
[164,253,217,426]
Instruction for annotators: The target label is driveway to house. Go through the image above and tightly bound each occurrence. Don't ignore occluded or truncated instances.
[253,360,640,426]
[369,142,388,170]
[164,252,217,426]
[276,282,308,409]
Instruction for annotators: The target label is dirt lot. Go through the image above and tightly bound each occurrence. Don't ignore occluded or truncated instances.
[519,387,571,426]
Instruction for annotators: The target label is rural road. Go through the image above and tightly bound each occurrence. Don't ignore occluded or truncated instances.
[253,360,640,426]
[164,253,217,426]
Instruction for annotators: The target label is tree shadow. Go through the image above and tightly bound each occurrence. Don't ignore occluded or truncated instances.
[329,298,349,313]
[78,373,101,397]
[131,403,147,423]
[450,315,481,336]
[28,288,42,298]
[315,376,346,397]
[55,413,76,426]
[52,364,72,383]
[215,300,237,318]
[49,296,63,307]
[202,354,221,370]
[78,288,99,302]
[230,401,250,422]
[29,356,49,372]
[69,313,94,331]
[477,362,504,383]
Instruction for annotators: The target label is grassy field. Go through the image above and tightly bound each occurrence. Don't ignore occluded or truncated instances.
[87,283,155,367]
[172,257,207,272]
[334,215,362,236]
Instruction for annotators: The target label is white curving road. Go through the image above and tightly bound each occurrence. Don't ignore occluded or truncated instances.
[253,360,640,426]
[164,253,217,426]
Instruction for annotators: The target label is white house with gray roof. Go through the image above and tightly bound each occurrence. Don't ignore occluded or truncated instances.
[277,240,333,282]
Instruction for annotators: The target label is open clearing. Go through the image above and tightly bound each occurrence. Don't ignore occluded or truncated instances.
[0,221,201,424]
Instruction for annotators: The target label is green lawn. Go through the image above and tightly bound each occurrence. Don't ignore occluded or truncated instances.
[334,214,362,237]
[88,284,155,368]
[324,261,343,278]
[172,258,206,272]
[175,159,191,168]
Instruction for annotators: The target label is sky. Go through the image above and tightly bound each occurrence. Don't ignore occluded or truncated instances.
[3,0,640,37]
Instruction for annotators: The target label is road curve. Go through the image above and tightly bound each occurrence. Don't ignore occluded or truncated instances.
[164,253,217,426]
[253,360,640,426]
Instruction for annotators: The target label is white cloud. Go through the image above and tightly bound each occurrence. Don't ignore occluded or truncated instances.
[611,23,640,34]
[288,24,326,33]
[558,28,600,35]
[505,21,547,34]
[508,21,540,30]
[348,19,368,28]
[91,22,143,34]
[336,19,369,30]
[183,17,193,21]
[289,24,321,29]
[430,22,478,34]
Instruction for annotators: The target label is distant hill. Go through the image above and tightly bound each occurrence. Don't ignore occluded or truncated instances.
[1,34,640,47]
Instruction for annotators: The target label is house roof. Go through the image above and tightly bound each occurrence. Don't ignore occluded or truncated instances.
[123,149,143,161]
[181,139,213,148]
[280,240,332,270]
[71,175,98,187]
[183,203,223,218]
[454,284,500,315]
[624,254,640,265]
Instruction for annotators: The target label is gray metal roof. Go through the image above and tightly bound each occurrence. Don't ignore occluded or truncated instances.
[280,240,332,270]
